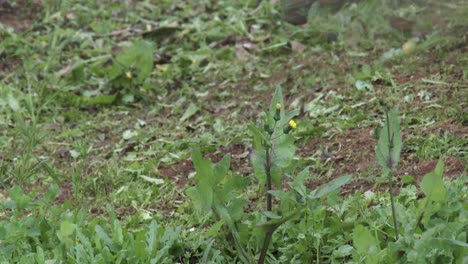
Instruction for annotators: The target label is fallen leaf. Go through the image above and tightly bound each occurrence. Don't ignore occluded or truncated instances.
[289,41,306,53]
[235,44,255,61]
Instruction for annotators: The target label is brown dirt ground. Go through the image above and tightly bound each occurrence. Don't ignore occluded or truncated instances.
[0,0,40,32]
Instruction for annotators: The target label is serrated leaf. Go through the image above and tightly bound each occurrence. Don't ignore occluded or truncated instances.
[420,160,446,202]
[308,175,352,199]
[376,107,402,170]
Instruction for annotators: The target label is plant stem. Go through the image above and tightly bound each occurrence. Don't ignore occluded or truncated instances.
[385,110,399,241]
[388,174,399,241]
[265,145,272,213]
[257,229,273,264]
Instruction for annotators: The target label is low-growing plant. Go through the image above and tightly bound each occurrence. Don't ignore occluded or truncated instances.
[187,86,351,263]
[351,104,467,263]
[375,103,402,240]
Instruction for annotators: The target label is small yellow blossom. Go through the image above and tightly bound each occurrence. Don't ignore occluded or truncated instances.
[289,119,297,129]
[125,71,132,79]
[276,103,281,110]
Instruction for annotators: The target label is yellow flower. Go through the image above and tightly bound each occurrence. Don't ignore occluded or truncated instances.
[276,103,281,110]
[125,71,132,79]
[289,120,297,129]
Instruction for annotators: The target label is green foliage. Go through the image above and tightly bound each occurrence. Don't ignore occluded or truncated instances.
[0,0,466,263]
[376,107,402,172]
[188,86,352,263]
[420,160,446,202]
[109,40,154,84]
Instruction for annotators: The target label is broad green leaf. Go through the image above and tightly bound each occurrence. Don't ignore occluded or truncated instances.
[249,123,268,191]
[435,238,468,248]
[197,178,213,211]
[271,166,282,189]
[256,208,302,232]
[420,160,446,202]
[180,102,199,122]
[268,189,296,203]
[7,93,20,111]
[213,201,249,262]
[9,186,31,210]
[272,134,296,168]
[227,199,247,221]
[308,175,352,199]
[111,40,154,83]
[353,225,379,254]
[288,168,309,198]
[222,176,248,201]
[44,183,60,201]
[214,154,231,183]
[251,148,267,191]
[146,220,159,256]
[95,225,114,247]
[376,107,402,170]
[260,210,282,220]
[113,220,124,245]
[248,123,267,149]
[355,80,373,91]
[185,186,203,211]
[192,149,214,183]
[333,245,354,258]
[206,220,225,238]
[60,220,75,237]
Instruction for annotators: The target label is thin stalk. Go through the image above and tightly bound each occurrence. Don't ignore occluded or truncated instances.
[265,145,272,213]
[388,174,399,241]
[385,111,399,241]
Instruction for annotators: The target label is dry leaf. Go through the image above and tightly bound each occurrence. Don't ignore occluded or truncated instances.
[289,41,306,53]
[235,44,255,61]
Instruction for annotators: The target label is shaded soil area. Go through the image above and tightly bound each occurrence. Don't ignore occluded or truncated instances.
[0,0,40,32]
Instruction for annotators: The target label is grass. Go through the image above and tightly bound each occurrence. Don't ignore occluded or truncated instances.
[0,0,467,263]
